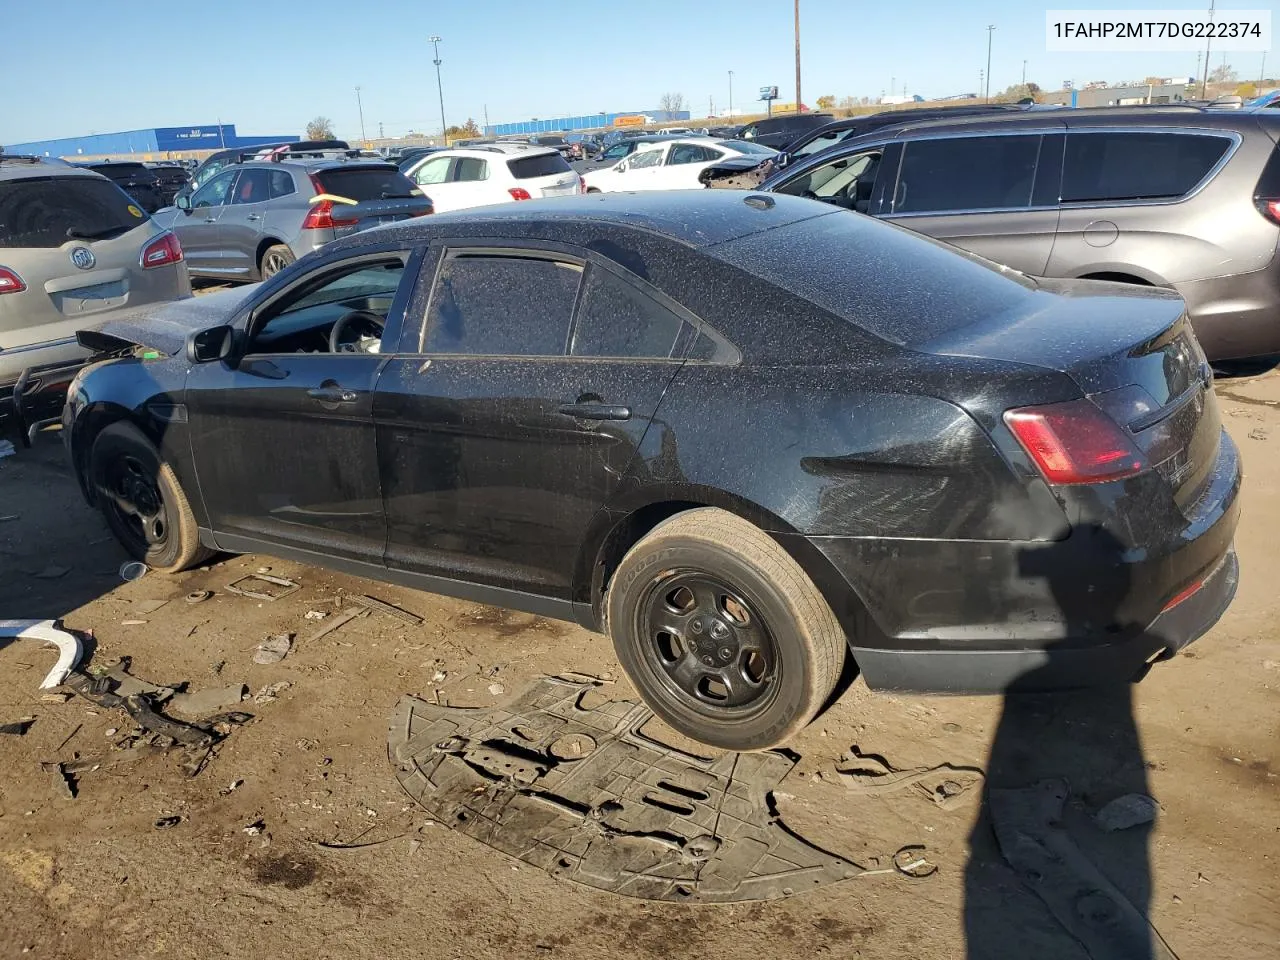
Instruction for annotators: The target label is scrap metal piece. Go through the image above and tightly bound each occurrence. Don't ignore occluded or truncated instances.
[302,607,369,645]
[0,619,84,689]
[990,779,1180,960]
[345,594,423,625]
[225,573,299,602]
[827,746,985,810]
[41,761,77,799]
[63,673,215,748]
[389,677,865,902]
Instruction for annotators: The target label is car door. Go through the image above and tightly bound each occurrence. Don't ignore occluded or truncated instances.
[169,168,239,272]
[409,154,461,211]
[445,156,494,209]
[878,132,1063,276]
[373,243,692,605]
[618,145,668,190]
[185,248,420,563]
[768,145,890,215]
[219,167,272,276]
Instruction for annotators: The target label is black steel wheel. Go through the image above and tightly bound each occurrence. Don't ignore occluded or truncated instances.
[89,422,212,573]
[607,508,846,751]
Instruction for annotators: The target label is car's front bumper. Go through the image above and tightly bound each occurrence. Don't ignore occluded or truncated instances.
[1,337,92,444]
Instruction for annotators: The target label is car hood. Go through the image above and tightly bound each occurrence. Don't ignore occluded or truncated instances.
[76,285,258,357]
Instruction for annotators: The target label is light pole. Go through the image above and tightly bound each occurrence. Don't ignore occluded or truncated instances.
[1201,0,1215,98]
[985,24,996,102]
[794,0,802,111]
[1022,60,1027,86]
[728,70,734,117]
[430,35,447,138]
[355,86,366,142]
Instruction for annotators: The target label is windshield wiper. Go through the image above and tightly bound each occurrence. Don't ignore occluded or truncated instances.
[66,226,129,241]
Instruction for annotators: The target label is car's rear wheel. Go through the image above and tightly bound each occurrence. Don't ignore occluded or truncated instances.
[90,422,211,574]
[260,244,295,279]
[606,508,846,751]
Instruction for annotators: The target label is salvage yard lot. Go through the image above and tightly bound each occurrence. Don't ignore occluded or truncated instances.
[1,374,1278,960]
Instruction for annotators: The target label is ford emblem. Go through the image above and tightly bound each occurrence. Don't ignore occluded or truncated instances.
[70,247,96,270]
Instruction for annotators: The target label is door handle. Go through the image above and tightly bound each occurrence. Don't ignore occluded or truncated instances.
[246,214,262,221]
[203,217,217,223]
[558,402,631,421]
[307,386,359,403]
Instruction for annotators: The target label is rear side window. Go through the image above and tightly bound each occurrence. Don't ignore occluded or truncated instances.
[895,135,1041,213]
[423,253,582,356]
[571,267,684,359]
[669,144,719,165]
[232,169,271,204]
[269,170,295,199]
[1061,131,1232,203]
[507,152,572,179]
[313,167,419,201]
[453,157,488,182]
[0,176,146,248]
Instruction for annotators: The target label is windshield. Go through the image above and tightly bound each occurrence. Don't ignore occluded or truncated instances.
[0,175,147,248]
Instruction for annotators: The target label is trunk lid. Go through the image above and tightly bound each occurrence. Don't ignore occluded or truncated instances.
[922,278,1220,510]
[311,166,432,236]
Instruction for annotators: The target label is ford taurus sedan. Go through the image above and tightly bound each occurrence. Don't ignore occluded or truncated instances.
[62,191,1240,751]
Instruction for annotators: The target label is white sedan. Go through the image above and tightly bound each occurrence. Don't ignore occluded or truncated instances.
[583,137,776,193]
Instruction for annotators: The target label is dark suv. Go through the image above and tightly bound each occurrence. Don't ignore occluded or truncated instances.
[736,113,833,150]
[73,162,164,213]
[757,105,1280,360]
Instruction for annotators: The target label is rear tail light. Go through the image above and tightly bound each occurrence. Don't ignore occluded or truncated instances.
[1004,397,1146,485]
[1256,197,1280,226]
[139,231,183,269]
[508,187,532,201]
[302,198,335,229]
[0,266,26,293]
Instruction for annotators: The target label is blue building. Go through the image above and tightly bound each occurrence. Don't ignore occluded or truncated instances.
[6,124,298,159]
[487,109,692,137]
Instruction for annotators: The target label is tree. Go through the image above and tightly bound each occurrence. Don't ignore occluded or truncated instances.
[1238,82,1260,98]
[658,92,686,115]
[816,94,836,109]
[997,82,1041,102]
[1210,62,1237,83]
[443,118,482,140]
[305,116,335,140]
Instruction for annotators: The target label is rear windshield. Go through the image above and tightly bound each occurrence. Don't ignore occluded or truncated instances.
[0,176,147,248]
[712,211,1037,346]
[507,152,572,179]
[313,167,419,201]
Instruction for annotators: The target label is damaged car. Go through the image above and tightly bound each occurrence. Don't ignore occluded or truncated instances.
[63,191,1239,751]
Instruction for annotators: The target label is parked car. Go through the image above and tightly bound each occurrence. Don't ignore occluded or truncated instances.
[146,163,192,207]
[72,161,164,213]
[753,105,1280,360]
[0,154,188,440]
[394,146,447,170]
[151,154,430,281]
[571,135,667,173]
[177,140,350,204]
[64,191,1239,750]
[529,135,574,157]
[735,112,834,149]
[401,144,583,213]
[583,138,776,193]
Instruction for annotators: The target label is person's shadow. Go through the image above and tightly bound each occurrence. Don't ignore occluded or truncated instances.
[964,524,1170,960]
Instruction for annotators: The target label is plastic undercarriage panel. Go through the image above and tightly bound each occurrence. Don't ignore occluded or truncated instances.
[389,678,865,902]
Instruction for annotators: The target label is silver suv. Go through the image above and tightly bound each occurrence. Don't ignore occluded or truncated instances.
[0,153,190,437]
[757,106,1280,360]
[153,152,432,282]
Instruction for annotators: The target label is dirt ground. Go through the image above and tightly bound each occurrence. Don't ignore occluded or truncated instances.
[1,371,1278,960]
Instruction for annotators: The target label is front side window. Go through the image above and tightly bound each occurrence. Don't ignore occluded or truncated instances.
[894,135,1041,213]
[570,267,684,359]
[414,155,453,186]
[601,143,630,161]
[1061,131,1232,203]
[423,253,582,356]
[775,149,882,211]
[628,148,664,170]
[191,169,237,208]
[791,130,847,159]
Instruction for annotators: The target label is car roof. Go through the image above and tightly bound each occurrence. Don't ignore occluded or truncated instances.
[244,157,400,173]
[433,143,561,159]
[0,156,106,181]
[352,190,835,250]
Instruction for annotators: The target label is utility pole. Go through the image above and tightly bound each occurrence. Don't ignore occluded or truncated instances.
[483,104,489,131]
[794,0,802,111]
[1261,51,1268,92]
[1022,60,1027,86]
[378,121,384,138]
[430,35,447,138]
[979,69,984,100]
[355,86,366,142]
[1201,0,1215,98]
[728,70,734,116]
[985,24,996,102]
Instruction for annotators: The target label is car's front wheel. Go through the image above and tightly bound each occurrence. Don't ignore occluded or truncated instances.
[89,422,211,573]
[606,508,846,751]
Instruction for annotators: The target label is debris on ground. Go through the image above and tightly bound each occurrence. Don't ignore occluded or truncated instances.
[990,779,1180,960]
[390,677,871,902]
[42,761,77,799]
[170,685,249,717]
[891,845,938,879]
[0,718,35,736]
[119,561,148,582]
[304,610,327,620]
[253,681,292,704]
[94,658,175,702]
[556,670,615,685]
[253,635,293,665]
[487,682,506,696]
[0,619,85,689]
[131,599,170,616]
[301,608,368,645]
[40,693,71,705]
[344,594,423,625]
[154,816,182,829]
[1094,793,1160,832]
[314,833,407,852]
[225,573,299,602]
[185,590,213,604]
[823,746,986,810]
[243,819,265,836]
[1249,427,1269,440]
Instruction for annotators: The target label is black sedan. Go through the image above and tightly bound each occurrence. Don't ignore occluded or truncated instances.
[63,192,1240,751]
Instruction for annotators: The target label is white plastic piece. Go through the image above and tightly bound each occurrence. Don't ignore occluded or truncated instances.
[0,620,84,689]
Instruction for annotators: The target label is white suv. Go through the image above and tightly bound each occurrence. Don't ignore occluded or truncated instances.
[402,144,584,213]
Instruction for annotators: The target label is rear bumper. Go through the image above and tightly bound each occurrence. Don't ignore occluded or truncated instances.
[1175,265,1280,361]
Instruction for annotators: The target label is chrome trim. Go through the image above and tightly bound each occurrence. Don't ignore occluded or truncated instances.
[0,336,79,357]
[884,204,1061,220]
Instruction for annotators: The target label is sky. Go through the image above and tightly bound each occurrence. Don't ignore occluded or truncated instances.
[3,0,1276,144]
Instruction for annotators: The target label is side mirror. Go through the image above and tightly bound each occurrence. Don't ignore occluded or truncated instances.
[186,325,234,364]
[176,194,191,213]
[616,161,628,173]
